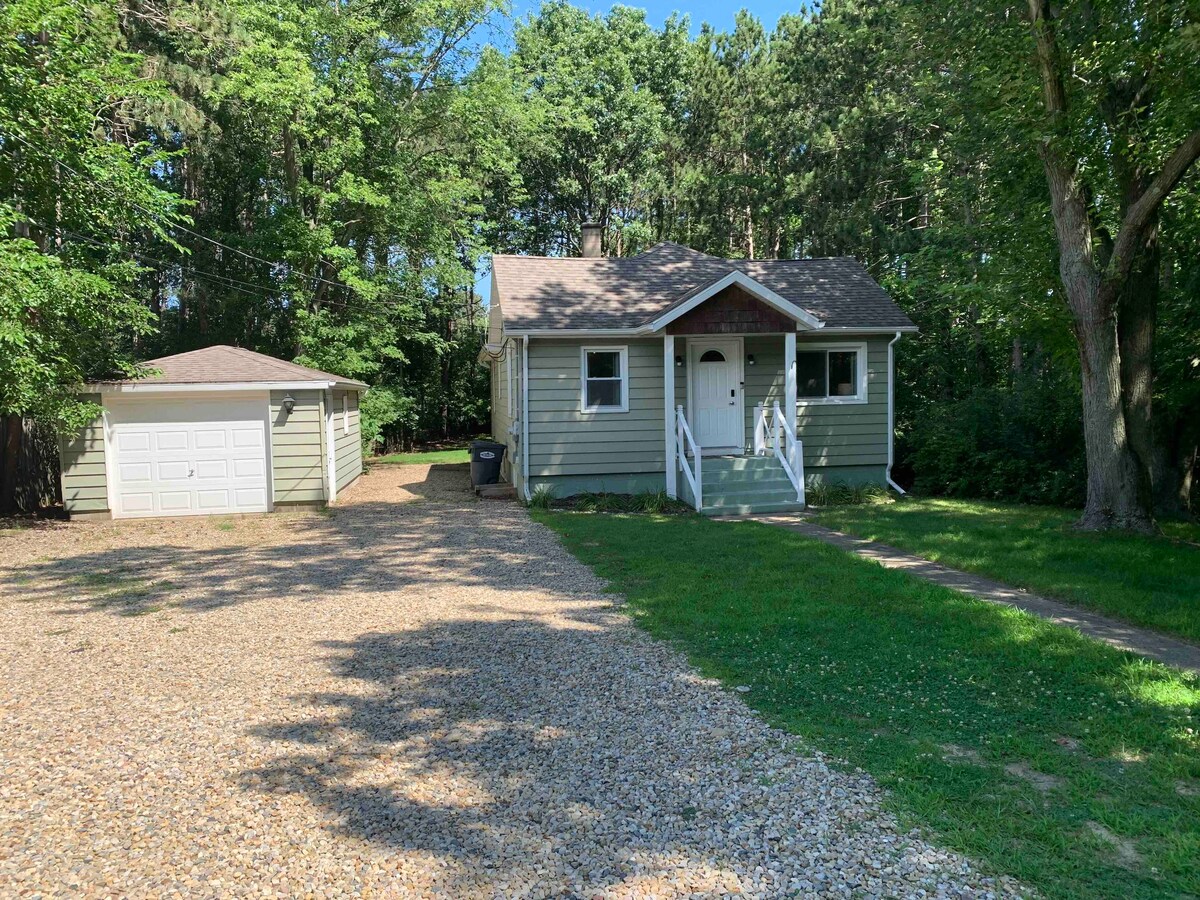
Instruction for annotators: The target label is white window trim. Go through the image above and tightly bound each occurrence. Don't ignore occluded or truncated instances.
[796,341,869,406]
[579,345,630,414]
[342,394,349,433]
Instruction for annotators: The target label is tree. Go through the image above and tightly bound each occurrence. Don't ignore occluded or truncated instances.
[1025,0,1200,530]
[0,0,181,510]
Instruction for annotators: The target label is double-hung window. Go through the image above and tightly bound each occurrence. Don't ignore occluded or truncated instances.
[796,343,868,404]
[580,346,629,413]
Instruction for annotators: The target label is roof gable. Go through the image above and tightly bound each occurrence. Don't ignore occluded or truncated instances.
[649,270,823,331]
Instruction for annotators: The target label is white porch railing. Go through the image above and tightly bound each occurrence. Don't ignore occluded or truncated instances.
[755,402,805,505]
[676,405,702,511]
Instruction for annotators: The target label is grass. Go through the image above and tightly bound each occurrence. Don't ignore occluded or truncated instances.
[534,509,1200,899]
[810,497,1200,644]
[370,447,470,465]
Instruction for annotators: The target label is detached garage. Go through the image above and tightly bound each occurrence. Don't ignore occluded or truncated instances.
[59,345,367,519]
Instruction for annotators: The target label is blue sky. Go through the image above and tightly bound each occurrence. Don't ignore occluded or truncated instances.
[506,0,807,35]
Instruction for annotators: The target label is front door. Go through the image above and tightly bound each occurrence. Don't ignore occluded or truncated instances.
[688,338,743,451]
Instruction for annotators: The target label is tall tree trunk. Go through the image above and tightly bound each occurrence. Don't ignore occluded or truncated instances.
[1,415,22,515]
[1072,287,1151,530]
[1116,242,1159,509]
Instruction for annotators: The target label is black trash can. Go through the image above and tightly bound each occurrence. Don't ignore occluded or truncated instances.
[469,440,506,486]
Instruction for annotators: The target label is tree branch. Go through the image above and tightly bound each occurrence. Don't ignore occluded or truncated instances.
[1106,128,1200,287]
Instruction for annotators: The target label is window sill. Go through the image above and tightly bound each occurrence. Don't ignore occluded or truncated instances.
[797,397,869,407]
[580,407,629,414]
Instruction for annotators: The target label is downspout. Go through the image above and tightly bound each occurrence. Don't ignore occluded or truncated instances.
[521,336,531,502]
[886,331,906,495]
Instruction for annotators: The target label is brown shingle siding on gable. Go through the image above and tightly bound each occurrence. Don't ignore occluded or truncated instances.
[492,242,914,333]
[666,284,796,335]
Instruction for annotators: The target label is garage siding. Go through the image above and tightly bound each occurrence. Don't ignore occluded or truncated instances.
[270,390,326,504]
[333,389,363,492]
[60,394,108,515]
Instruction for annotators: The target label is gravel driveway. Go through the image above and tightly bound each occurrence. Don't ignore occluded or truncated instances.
[1,464,1018,899]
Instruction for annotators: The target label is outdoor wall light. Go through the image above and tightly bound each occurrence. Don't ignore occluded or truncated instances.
[282,394,296,416]
[675,355,684,367]
[747,354,756,366]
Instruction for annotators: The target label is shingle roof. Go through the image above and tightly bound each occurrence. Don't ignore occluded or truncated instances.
[492,242,915,332]
[93,345,367,387]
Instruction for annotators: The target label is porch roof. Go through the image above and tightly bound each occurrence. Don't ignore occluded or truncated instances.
[491,242,916,333]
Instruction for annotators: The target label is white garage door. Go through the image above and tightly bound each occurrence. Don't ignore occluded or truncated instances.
[107,396,270,518]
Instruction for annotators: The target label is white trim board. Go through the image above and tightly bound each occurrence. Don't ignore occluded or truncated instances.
[89,380,365,394]
[579,345,630,414]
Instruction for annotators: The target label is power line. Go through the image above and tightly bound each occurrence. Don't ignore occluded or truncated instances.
[6,135,489,317]
[56,227,291,304]
[4,132,353,294]
[54,225,453,320]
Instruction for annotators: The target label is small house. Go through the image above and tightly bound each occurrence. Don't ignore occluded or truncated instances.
[483,229,915,514]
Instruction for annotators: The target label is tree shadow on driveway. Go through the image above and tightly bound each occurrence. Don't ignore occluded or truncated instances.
[235,612,898,896]
[3,499,586,617]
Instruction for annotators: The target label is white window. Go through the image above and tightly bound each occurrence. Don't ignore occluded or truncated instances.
[342,395,349,433]
[796,343,868,404]
[580,346,629,413]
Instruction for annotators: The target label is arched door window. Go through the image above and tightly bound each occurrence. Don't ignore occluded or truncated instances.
[699,349,726,363]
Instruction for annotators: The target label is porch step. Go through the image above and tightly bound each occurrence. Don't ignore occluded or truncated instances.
[693,454,805,517]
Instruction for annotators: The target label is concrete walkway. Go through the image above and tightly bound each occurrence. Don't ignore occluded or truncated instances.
[743,515,1200,677]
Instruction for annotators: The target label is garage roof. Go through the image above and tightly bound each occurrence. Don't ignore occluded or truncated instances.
[91,345,367,391]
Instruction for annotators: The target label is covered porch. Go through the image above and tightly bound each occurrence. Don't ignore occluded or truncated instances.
[654,271,821,514]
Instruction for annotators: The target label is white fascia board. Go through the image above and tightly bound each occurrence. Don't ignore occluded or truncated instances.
[816,325,919,335]
[507,328,648,338]
[90,381,337,394]
[647,270,825,332]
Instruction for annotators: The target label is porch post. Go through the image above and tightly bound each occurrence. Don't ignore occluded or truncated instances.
[784,330,797,467]
[664,333,677,499]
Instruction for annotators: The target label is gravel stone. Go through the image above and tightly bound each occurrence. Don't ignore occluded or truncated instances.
[0,464,1026,898]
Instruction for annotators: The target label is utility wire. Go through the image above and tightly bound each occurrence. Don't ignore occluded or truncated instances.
[4,132,353,294]
[6,135,489,317]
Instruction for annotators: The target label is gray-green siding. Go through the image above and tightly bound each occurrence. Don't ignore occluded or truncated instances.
[751,335,889,468]
[671,335,889,468]
[527,339,666,479]
[333,389,363,493]
[270,390,326,504]
[59,393,108,515]
[504,334,892,493]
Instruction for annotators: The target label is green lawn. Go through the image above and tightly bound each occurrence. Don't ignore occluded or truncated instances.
[809,498,1200,645]
[370,448,469,465]
[535,509,1200,899]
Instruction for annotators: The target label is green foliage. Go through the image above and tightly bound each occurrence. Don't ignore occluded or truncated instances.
[541,510,1200,898]
[527,484,556,510]
[812,497,1200,644]
[905,374,1088,507]
[805,479,891,508]
[0,0,181,428]
[358,386,416,456]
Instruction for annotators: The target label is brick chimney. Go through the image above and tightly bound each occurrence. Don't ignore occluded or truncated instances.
[580,222,603,258]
